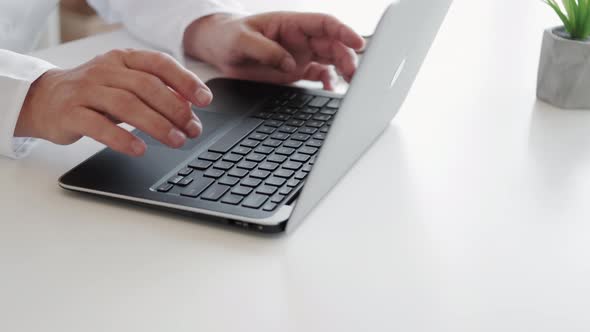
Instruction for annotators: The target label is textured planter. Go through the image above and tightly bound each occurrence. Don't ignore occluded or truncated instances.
[537,26,590,109]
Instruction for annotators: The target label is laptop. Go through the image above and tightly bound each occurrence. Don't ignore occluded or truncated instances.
[59,0,452,233]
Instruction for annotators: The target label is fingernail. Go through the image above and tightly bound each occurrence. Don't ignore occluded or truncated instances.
[130,140,146,156]
[195,89,212,105]
[281,57,296,73]
[168,128,186,147]
[185,119,202,138]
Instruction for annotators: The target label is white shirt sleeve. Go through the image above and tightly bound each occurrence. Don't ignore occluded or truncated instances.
[87,0,247,61]
[0,50,56,159]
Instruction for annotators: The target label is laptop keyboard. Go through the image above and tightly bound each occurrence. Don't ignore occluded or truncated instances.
[154,91,341,212]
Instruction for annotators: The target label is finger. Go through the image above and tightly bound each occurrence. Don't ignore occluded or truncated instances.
[118,49,213,107]
[309,38,358,79]
[303,63,338,91]
[66,107,147,156]
[91,65,202,138]
[239,31,297,73]
[84,86,187,149]
[284,13,365,50]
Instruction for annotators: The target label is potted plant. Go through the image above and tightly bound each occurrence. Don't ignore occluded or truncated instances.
[538,0,590,109]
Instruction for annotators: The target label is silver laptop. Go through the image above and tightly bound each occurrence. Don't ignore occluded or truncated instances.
[59,0,452,233]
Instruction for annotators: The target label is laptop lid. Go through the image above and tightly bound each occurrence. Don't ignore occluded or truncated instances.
[286,0,452,233]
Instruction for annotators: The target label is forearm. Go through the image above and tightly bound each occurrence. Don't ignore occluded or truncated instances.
[0,50,56,159]
[86,0,247,61]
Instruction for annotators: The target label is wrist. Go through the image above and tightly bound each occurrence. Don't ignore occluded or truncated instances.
[15,69,60,139]
[183,13,239,63]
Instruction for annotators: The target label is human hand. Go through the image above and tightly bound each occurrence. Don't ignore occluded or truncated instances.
[15,49,212,156]
[183,12,366,90]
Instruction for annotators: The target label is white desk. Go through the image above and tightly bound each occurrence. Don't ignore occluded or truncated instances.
[2,1,590,331]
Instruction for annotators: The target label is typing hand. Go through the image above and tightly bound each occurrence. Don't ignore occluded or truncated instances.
[15,49,212,156]
[183,12,366,91]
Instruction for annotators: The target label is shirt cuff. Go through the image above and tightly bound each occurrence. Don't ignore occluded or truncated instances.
[0,50,56,159]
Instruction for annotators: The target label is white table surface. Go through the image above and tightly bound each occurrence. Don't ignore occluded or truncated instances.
[3,1,590,331]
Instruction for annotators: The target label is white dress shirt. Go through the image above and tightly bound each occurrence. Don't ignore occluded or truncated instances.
[0,0,243,159]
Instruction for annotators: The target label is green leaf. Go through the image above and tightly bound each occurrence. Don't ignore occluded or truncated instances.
[545,0,572,33]
[562,0,577,29]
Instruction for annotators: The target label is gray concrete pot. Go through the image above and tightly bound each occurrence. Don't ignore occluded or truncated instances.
[537,26,590,109]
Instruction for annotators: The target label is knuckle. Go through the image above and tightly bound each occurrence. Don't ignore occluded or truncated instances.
[105,49,126,59]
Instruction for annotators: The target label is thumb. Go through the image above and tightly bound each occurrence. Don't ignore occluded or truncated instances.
[239,31,296,73]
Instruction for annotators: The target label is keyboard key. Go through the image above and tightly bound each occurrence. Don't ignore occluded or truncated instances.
[242,194,269,209]
[168,175,184,184]
[198,152,223,162]
[257,185,277,195]
[294,113,312,121]
[271,132,290,140]
[299,147,318,155]
[207,118,263,154]
[286,119,305,127]
[320,126,330,133]
[272,113,290,121]
[232,186,253,196]
[237,161,257,170]
[254,146,273,155]
[306,120,324,128]
[213,161,234,171]
[288,94,313,108]
[223,154,243,163]
[262,139,282,148]
[178,167,193,176]
[178,177,193,187]
[313,114,331,121]
[188,159,212,170]
[204,169,225,179]
[221,194,244,205]
[280,107,298,115]
[157,183,173,192]
[259,162,279,171]
[276,147,295,156]
[249,133,268,141]
[264,120,284,128]
[313,133,327,140]
[201,184,230,201]
[283,140,303,149]
[257,126,276,134]
[302,164,313,172]
[309,156,317,164]
[274,169,294,178]
[283,161,302,170]
[219,176,240,186]
[253,111,272,119]
[326,98,341,108]
[291,133,310,141]
[301,107,319,114]
[271,194,286,203]
[291,154,310,163]
[287,179,300,187]
[308,96,330,108]
[306,140,323,148]
[228,168,249,178]
[241,139,260,148]
[266,177,286,187]
[246,153,266,162]
[267,154,287,164]
[251,170,271,179]
[299,127,317,135]
[263,202,278,211]
[320,108,338,115]
[279,186,293,195]
[278,125,298,134]
[241,177,262,187]
[232,146,252,155]
[180,177,215,197]
[294,171,307,180]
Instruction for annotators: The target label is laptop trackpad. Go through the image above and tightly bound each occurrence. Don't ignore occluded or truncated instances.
[135,109,238,151]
